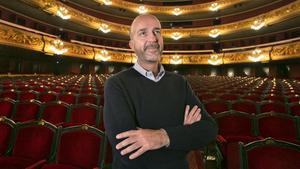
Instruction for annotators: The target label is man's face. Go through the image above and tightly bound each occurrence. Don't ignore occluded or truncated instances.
[129,15,164,64]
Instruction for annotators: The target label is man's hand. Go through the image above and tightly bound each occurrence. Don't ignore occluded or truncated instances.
[116,128,169,159]
[115,105,201,159]
[184,105,201,125]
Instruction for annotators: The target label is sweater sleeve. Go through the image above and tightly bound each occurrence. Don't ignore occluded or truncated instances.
[164,78,218,151]
[103,76,146,166]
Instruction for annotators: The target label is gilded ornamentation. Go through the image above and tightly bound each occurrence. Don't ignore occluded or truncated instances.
[271,42,300,60]
[94,0,247,15]
[68,45,94,59]
[0,25,43,50]
[20,0,300,38]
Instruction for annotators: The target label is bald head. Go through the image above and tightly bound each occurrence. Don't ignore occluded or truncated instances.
[130,14,161,40]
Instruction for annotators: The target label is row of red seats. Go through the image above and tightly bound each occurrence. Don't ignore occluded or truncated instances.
[0,91,103,105]
[213,111,300,169]
[203,99,300,116]
[0,99,103,129]
[0,117,108,169]
[198,92,300,103]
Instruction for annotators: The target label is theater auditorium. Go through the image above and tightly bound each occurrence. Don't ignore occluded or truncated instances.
[0,0,300,169]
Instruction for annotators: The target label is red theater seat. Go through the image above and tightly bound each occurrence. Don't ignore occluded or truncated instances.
[231,100,258,114]
[13,100,41,122]
[0,98,16,118]
[0,90,18,100]
[289,102,300,116]
[41,125,106,169]
[259,101,287,114]
[65,103,101,128]
[204,99,230,115]
[39,91,58,103]
[40,101,70,125]
[0,117,15,155]
[78,94,100,105]
[239,138,300,169]
[19,90,39,101]
[0,120,58,169]
[256,112,300,143]
[58,93,77,104]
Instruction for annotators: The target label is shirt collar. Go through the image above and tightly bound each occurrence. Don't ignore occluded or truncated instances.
[133,62,165,82]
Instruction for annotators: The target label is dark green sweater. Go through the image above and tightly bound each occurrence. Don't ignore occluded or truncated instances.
[104,68,217,169]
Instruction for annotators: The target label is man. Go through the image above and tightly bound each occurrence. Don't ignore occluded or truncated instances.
[104,14,217,169]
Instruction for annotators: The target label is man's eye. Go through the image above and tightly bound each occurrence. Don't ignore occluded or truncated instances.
[139,32,146,36]
[154,30,161,35]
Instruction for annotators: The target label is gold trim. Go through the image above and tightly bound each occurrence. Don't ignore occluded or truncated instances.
[94,0,248,15]
[1,21,300,65]
[20,0,300,39]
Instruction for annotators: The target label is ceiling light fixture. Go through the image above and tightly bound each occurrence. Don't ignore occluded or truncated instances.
[209,3,220,11]
[138,5,148,14]
[208,54,222,65]
[56,6,71,20]
[98,23,111,33]
[103,0,112,5]
[95,49,111,61]
[171,32,182,40]
[170,55,182,64]
[251,19,265,30]
[172,8,182,16]
[49,39,68,55]
[248,48,265,62]
[209,29,220,38]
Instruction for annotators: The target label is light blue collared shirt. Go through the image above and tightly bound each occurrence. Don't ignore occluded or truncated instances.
[133,62,165,82]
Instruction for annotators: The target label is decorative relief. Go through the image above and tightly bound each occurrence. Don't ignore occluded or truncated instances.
[43,36,93,59]
[109,52,132,63]
[0,24,43,51]
[21,0,300,38]
[67,45,94,59]
[224,53,249,64]
[95,0,247,15]
[271,41,300,60]
[2,20,300,65]
[160,57,169,64]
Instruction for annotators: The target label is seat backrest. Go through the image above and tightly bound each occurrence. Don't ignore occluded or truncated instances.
[289,102,300,116]
[204,99,230,115]
[231,100,258,115]
[239,138,300,169]
[0,98,16,117]
[56,125,106,169]
[0,90,18,100]
[69,103,100,127]
[0,117,16,155]
[10,120,58,161]
[13,100,41,122]
[214,111,254,137]
[256,112,299,141]
[58,93,77,104]
[39,91,58,103]
[78,94,99,105]
[19,90,39,101]
[259,101,287,114]
[41,101,70,125]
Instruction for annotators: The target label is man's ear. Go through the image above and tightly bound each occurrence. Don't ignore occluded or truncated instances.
[129,40,133,49]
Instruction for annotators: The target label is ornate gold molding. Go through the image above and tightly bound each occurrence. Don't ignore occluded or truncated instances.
[44,36,94,59]
[20,0,300,39]
[271,41,300,60]
[0,23,43,51]
[1,21,300,65]
[94,0,248,15]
